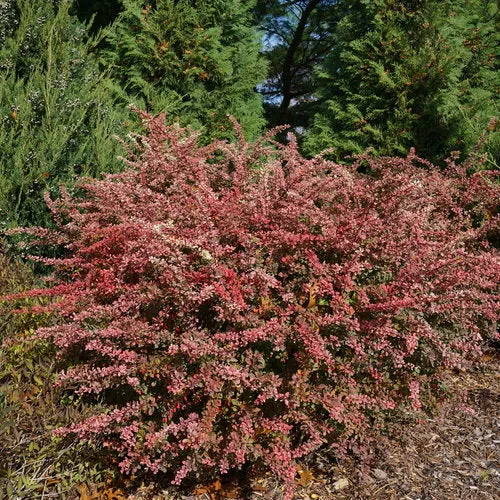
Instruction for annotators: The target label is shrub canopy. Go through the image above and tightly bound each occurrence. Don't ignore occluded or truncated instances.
[7,112,499,498]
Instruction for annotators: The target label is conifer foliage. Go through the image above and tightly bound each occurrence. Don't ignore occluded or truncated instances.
[304,0,499,163]
[8,112,499,498]
[102,0,267,140]
[0,0,128,228]
[255,0,339,130]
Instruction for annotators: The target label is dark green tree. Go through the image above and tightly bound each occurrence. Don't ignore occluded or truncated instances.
[0,0,130,228]
[72,0,122,32]
[102,0,267,141]
[255,0,339,130]
[304,0,499,164]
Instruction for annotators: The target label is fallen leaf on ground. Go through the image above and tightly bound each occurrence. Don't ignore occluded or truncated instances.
[296,468,315,486]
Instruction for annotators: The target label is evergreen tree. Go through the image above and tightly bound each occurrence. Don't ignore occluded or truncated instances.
[102,0,267,141]
[304,0,499,164]
[255,0,339,130]
[0,0,130,228]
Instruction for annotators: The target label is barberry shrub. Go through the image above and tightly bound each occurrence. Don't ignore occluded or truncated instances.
[6,111,499,498]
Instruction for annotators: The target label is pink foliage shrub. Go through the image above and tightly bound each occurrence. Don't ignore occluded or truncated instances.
[6,111,499,497]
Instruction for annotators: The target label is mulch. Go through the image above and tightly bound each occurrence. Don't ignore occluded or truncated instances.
[327,351,500,500]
